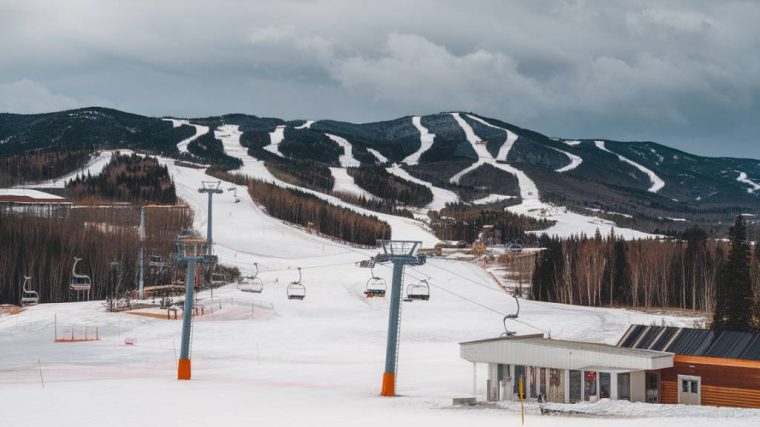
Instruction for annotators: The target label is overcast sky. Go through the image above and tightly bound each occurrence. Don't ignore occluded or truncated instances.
[1,1,758,158]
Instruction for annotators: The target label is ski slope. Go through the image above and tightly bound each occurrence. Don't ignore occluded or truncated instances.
[22,150,129,188]
[386,164,459,211]
[162,118,210,154]
[295,120,315,129]
[736,171,760,193]
[325,133,361,168]
[402,116,435,165]
[367,148,388,164]
[331,167,379,200]
[552,146,583,173]
[465,114,518,161]
[263,125,286,157]
[214,125,438,247]
[595,141,665,193]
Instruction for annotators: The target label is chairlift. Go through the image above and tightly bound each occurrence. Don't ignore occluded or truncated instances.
[507,239,524,254]
[287,267,306,300]
[210,272,226,287]
[148,255,167,269]
[501,294,521,337]
[364,266,386,298]
[177,228,196,240]
[404,279,430,302]
[20,276,39,306]
[70,257,92,300]
[240,262,264,293]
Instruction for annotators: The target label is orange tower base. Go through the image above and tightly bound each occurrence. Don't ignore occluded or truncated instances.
[178,358,191,380]
[380,372,395,396]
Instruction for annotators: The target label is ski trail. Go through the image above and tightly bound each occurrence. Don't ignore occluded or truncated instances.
[465,114,518,161]
[402,116,435,165]
[215,125,438,246]
[162,118,209,154]
[551,146,583,173]
[736,171,760,193]
[295,120,314,129]
[263,125,286,157]
[325,133,361,168]
[330,167,378,200]
[595,141,665,193]
[386,164,459,211]
[451,113,490,159]
[471,194,515,205]
[367,148,387,164]
[564,140,582,147]
[449,160,485,184]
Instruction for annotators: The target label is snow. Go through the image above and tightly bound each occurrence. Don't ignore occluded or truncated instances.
[263,125,286,157]
[564,140,582,146]
[0,136,733,426]
[403,116,435,165]
[386,164,459,211]
[295,120,315,129]
[162,118,210,154]
[325,133,361,168]
[551,147,583,173]
[465,114,518,161]
[331,167,379,200]
[595,141,665,193]
[214,125,438,247]
[472,194,515,205]
[367,148,388,164]
[736,171,760,193]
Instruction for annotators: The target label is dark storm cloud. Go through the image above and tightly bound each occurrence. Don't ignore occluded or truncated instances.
[1,0,758,157]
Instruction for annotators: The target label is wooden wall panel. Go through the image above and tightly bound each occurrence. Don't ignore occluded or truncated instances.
[659,357,760,408]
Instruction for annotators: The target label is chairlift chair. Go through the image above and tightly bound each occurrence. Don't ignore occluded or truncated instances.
[507,239,524,254]
[363,266,386,298]
[404,279,430,302]
[70,257,92,300]
[210,273,226,287]
[20,276,39,306]
[501,294,521,337]
[240,262,264,293]
[287,267,306,300]
[148,255,167,269]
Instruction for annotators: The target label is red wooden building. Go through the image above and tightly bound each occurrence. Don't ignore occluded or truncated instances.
[618,324,760,408]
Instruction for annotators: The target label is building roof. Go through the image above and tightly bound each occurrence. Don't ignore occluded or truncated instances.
[0,188,69,204]
[617,325,760,361]
[460,334,673,372]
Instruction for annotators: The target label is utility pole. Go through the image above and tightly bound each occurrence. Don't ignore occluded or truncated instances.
[198,181,224,255]
[172,233,216,380]
[138,206,146,299]
[375,240,426,397]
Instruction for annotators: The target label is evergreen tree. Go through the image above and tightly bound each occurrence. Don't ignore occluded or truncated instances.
[713,216,756,331]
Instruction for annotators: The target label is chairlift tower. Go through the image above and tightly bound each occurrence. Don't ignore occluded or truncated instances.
[198,181,224,255]
[375,240,426,397]
[171,233,217,380]
[137,206,146,299]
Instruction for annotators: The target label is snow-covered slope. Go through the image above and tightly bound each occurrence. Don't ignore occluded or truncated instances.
[326,133,361,168]
[551,147,583,173]
[22,150,126,188]
[331,167,378,200]
[736,171,760,193]
[162,118,209,154]
[466,114,518,161]
[402,116,435,165]
[295,120,315,129]
[367,148,388,164]
[595,141,665,193]
[386,164,459,211]
[263,125,286,157]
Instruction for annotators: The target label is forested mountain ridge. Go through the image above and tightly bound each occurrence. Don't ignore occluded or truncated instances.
[2,107,759,236]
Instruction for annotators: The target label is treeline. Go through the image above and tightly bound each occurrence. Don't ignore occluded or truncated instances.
[333,191,414,219]
[266,159,335,193]
[0,206,192,304]
[66,153,176,204]
[531,228,742,312]
[429,203,553,244]
[247,178,390,245]
[0,150,92,186]
[187,131,242,170]
[348,165,433,207]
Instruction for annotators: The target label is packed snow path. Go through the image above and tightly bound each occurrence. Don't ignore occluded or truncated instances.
[295,120,314,129]
[465,114,518,161]
[21,150,140,188]
[162,118,210,154]
[325,133,361,168]
[367,148,388,164]
[263,125,286,157]
[386,164,459,211]
[214,125,438,247]
[402,116,435,165]
[736,171,760,193]
[552,146,583,173]
[331,167,379,200]
[595,141,665,193]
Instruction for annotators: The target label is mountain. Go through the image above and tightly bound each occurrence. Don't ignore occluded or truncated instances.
[2,107,759,236]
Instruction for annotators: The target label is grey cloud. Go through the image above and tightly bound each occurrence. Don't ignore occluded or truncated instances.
[0,0,758,157]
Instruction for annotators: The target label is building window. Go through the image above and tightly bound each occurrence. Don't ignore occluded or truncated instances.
[584,371,597,401]
[530,367,537,398]
[618,373,631,401]
[514,365,526,398]
[690,380,698,394]
[599,372,611,399]
[540,368,547,398]
[681,379,689,393]
[569,370,582,403]
[646,372,659,403]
